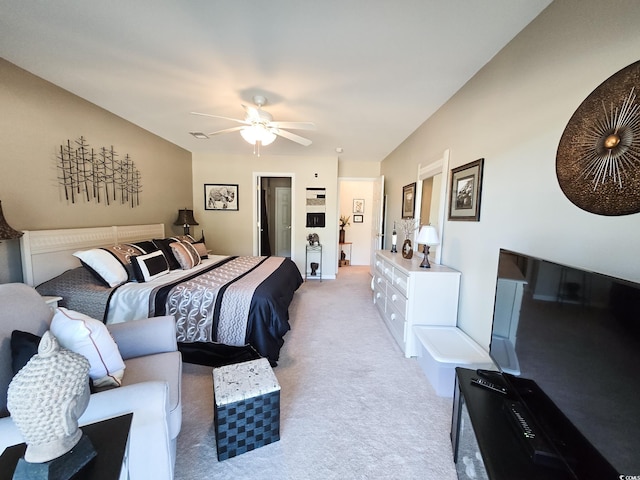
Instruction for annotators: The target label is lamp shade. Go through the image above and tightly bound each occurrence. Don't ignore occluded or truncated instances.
[240,126,277,146]
[0,201,23,240]
[174,209,199,227]
[416,225,439,246]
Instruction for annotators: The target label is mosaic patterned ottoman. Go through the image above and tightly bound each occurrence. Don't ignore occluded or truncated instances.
[212,358,281,460]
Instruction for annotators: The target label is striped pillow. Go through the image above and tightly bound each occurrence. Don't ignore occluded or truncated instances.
[170,241,201,269]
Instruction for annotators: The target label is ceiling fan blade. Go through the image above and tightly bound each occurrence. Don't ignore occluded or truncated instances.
[269,121,316,131]
[207,126,245,136]
[242,104,260,120]
[275,129,312,146]
[190,111,249,125]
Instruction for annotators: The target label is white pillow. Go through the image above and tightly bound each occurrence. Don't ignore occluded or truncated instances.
[73,248,128,287]
[50,307,125,388]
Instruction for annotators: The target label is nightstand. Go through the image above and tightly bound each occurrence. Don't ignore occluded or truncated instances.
[0,413,132,480]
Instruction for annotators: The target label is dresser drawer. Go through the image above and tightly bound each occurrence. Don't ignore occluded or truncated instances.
[392,269,409,297]
[383,302,406,350]
[387,284,407,316]
[373,281,386,310]
[380,260,393,282]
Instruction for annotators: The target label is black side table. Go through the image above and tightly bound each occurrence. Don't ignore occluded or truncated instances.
[0,413,133,480]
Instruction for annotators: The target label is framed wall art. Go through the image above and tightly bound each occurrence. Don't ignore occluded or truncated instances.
[448,158,484,221]
[353,198,364,214]
[402,182,416,219]
[204,184,239,211]
[353,214,363,223]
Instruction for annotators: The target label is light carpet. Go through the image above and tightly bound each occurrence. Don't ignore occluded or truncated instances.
[175,266,458,480]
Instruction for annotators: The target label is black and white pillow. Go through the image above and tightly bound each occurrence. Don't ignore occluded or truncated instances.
[152,238,182,270]
[131,250,170,282]
[101,244,143,281]
[73,249,128,287]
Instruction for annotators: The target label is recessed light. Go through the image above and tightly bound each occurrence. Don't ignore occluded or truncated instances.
[190,132,209,139]
[335,147,343,154]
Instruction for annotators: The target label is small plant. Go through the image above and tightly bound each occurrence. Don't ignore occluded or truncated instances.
[339,215,350,228]
[398,218,418,239]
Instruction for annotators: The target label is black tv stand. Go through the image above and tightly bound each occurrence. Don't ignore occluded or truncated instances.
[451,368,617,480]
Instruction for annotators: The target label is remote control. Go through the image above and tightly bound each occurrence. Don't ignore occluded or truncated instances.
[470,377,508,395]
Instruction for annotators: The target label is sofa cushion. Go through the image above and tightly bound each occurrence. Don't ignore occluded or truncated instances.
[10,330,41,376]
[50,307,125,388]
[0,283,52,417]
[116,351,183,437]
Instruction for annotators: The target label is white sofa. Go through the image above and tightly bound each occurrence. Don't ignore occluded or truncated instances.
[0,283,182,480]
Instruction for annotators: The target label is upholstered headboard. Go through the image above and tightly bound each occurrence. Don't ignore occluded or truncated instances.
[20,224,165,286]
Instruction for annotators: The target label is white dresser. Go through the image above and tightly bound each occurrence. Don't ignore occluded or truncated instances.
[372,250,461,357]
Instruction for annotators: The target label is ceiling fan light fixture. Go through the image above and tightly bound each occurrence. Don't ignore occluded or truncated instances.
[240,125,277,146]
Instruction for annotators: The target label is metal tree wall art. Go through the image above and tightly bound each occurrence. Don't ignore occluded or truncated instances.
[556,60,640,216]
[57,137,142,207]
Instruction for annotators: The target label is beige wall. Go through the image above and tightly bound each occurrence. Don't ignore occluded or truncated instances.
[191,153,339,277]
[338,179,374,266]
[381,0,640,347]
[338,160,380,178]
[0,58,193,282]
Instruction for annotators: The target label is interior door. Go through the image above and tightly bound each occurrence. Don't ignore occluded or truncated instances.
[370,175,384,276]
[255,174,293,258]
[274,186,292,257]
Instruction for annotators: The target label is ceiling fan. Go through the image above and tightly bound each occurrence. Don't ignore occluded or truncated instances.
[190,95,315,152]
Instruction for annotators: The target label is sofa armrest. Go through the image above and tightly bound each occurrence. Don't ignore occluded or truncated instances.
[107,315,177,359]
[81,381,175,480]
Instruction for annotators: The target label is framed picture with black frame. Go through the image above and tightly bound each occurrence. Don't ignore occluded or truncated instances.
[353,214,363,223]
[402,183,416,219]
[204,184,238,211]
[448,158,484,221]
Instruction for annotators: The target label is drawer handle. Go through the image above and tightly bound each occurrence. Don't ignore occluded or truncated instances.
[377,277,382,284]
[390,313,396,321]
[391,294,397,302]
[376,292,381,299]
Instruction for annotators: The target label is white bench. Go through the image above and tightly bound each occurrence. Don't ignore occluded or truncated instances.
[414,325,494,397]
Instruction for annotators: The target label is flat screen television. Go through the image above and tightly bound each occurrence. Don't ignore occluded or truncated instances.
[489,249,640,479]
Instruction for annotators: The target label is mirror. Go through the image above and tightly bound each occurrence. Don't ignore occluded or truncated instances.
[413,149,449,265]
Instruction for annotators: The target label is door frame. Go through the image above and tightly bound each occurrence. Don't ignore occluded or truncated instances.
[252,172,295,258]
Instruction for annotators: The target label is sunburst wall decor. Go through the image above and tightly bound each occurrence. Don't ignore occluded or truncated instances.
[556,60,640,216]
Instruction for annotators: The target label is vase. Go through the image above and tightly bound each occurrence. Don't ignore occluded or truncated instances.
[339,228,345,244]
[401,239,413,259]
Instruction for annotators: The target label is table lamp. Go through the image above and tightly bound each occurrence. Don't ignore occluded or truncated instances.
[416,225,439,268]
[174,208,199,236]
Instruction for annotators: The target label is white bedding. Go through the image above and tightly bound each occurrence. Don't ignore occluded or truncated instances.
[105,255,229,324]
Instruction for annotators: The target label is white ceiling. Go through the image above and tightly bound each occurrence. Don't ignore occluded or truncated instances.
[0,0,552,163]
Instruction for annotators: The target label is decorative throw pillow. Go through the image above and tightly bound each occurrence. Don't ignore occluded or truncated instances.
[152,238,182,270]
[101,244,143,281]
[126,240,158,254]
[50,307,125,388]
[10,330,41,376]
[73,248,128,287]
[131,250,170,282]
[192,242,209,259]
[173,234,196,244]
[170,241,201,269]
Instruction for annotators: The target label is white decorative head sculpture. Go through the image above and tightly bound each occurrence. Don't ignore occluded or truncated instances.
[7,331,91,463]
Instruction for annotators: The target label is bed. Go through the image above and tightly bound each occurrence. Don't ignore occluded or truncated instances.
[21,224,303,365]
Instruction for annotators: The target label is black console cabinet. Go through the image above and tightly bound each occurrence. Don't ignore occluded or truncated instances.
[451,368,616,480]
